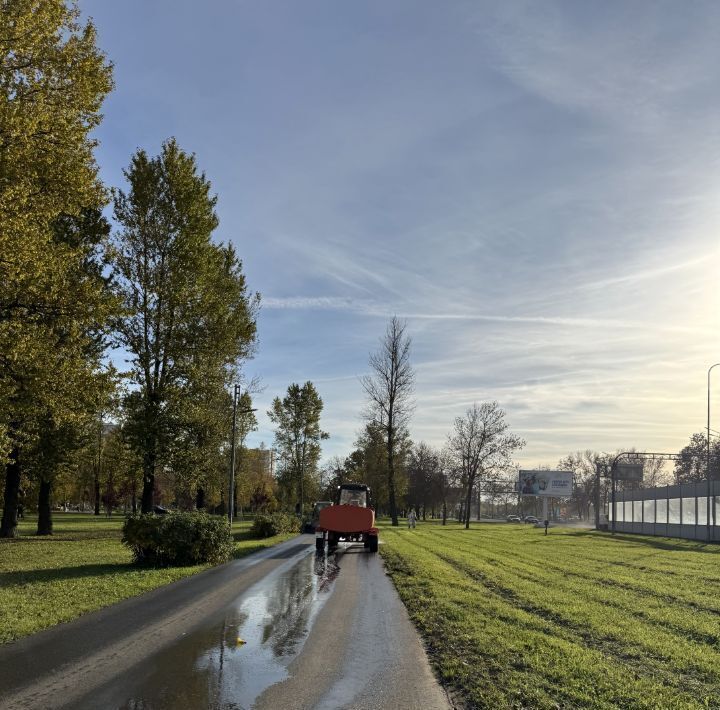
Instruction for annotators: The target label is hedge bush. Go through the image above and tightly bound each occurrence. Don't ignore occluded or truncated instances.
[250,512,301,538]
[122,512,234,566]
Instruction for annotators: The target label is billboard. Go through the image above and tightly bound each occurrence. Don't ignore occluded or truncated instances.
[519,470,573,497]
[614,463,643,481]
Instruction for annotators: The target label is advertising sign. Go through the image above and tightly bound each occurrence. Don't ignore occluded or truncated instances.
[519,470,573,497]
[614,463,643,481]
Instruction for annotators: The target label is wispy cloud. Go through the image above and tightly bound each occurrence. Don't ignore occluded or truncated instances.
[263,297,705,335]
[262,296,375,312]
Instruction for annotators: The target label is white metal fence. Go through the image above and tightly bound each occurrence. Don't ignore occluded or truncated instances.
[607,481,720,541]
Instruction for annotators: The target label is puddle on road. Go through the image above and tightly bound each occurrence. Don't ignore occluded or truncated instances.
[110,549,341,710]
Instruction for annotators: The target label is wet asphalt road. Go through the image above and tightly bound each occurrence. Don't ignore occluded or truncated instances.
[0,535,450,710]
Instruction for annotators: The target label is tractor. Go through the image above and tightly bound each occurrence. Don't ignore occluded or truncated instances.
[315,483,379,553]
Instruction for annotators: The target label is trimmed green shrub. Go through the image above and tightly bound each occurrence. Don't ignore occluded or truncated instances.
[250,512,301,538]
[122,512,233,566]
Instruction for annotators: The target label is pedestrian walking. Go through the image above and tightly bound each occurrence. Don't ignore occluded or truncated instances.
[408,509,416,529]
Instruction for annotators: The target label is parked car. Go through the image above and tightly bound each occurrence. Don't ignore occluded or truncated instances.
[524,515,540,524]
[506,515,521,522]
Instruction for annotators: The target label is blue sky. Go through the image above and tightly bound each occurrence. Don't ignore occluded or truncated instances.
[83,0,720,466]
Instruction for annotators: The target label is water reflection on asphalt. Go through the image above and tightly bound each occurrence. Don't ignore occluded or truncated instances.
[113,548,341,710]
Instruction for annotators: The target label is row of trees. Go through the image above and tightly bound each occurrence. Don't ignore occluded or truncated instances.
[344,428,719,528]
[1,2,259,537]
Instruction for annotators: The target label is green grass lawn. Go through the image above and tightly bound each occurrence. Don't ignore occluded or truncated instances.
[0,512,294,644]
[380,521,720,710]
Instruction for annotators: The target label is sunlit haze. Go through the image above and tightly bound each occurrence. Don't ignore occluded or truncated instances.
[84,0,720,466]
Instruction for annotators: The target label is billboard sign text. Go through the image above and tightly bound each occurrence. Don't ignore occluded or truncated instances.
[519,470,573,497]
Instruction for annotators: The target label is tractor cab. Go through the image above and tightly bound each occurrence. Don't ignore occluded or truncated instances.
[337,483,370,508]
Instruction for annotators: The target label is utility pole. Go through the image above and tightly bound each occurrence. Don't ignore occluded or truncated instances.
[708,364,720,538]
[595,461,603,530]
[228,384,239,525]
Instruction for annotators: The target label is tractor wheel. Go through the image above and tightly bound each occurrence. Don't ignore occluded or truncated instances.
[328,533,338,549]
[315,536,325,552]
[363,536,370,549]
[368,535,378,553]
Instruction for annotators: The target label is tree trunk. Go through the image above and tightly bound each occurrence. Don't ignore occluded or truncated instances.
[442,500,447,525]
[141,403,159,514]
[94,472,101,516]
[387,429,398,526]
[1,446,21,538]
[37,478,53,536]
[141,471,154,513]
[464,476,474,529]
[196,486,205,510]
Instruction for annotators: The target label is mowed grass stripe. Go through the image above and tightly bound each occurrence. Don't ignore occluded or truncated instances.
[424,528,720,672]
[427,529,720,643]
[431,527,720,615]
[380,523,720,709]
[382,540,701,709]
[395,529,716,698]
[431,545,720,695]
[432,526,720,580]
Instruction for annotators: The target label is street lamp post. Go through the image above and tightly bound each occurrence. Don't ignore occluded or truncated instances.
[228,385,257,526]
[708,364,720,540]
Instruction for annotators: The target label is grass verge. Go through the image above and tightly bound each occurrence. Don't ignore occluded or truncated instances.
[0,512,294,644]
[379,521,720,710]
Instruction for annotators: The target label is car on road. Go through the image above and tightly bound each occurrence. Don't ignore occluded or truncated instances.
[506,515,521,522]
[524,515,540,524]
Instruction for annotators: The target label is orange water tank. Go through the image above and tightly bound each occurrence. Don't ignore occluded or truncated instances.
[319,504,375,533]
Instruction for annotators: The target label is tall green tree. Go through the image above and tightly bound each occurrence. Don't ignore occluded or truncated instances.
[110,140,258,513]
[268,382,328,515]
[0,2,113,537]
